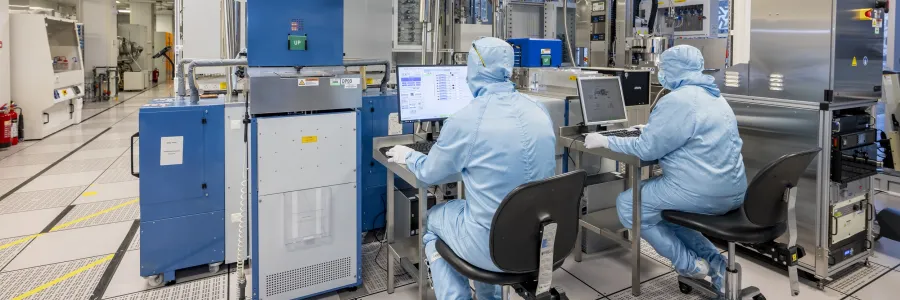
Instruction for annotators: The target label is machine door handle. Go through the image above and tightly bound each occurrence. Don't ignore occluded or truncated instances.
[43,113,50,124]
[130,132,139,178]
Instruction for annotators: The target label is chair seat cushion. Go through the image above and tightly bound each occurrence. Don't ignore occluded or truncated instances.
[436,239,538,285]
[661,208,786,244]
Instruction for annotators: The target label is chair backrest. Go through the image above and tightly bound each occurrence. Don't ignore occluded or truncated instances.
[743,148,820,227]
[489,170,587,273]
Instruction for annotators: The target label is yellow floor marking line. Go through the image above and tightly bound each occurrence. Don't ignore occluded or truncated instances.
[12,254,114,300]
[0,234,41,250]
[50,198,139,231]
[0,198,139,250]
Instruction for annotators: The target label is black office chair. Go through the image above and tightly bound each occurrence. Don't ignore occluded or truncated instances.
[662,148,820,300]
[435,170,587,300]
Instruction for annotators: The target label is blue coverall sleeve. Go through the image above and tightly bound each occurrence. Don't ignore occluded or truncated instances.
[607,96,696,161]
[405,119,471,185]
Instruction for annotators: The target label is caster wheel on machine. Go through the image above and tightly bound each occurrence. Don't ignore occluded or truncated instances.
[678,282,693,294]
[209,262,223,274]
[752,294,767,300]
[146,274,164,287]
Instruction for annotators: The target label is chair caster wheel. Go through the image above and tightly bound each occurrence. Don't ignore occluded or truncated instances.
[678,282,692,294]
[752,294,767,300]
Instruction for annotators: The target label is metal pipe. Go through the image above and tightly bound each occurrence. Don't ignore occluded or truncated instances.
[421,0,429,65]
[187,59,249,103]
[433,0,441,65]
[176,58,195,97]
[174,0,184,95]
[562,0,576,66]
[343,59,392,93]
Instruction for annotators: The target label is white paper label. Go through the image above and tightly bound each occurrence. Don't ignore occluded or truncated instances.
[330,78,341,86]
[341,77,361,88]
[160,136,184,166]
[540,48,551,55]
[230,119,241,130]
[388,113,403,135]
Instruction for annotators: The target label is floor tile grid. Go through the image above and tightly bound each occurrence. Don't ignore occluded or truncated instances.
[0,96,149,276]
[844,262,900,299]
[0,90,157,296]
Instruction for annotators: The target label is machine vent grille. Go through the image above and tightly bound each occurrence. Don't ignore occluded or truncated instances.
[265,257,352,297]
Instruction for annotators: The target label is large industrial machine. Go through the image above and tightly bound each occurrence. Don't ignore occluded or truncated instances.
[246,1,364,299]
[720,0,884,287]
[137,98,248,286]
[9,14,84,140]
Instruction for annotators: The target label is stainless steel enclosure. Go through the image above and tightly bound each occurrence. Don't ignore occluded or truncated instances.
[726,96,877,281]
[747,0,883,102]
[721,0,884,283]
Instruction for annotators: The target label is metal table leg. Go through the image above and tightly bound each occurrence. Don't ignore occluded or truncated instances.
[418,186,429,299]
[387,171,396,294]
[574,150,584,263]
[630,164,642,296]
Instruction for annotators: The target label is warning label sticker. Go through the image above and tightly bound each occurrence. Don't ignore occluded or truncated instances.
[852,57,858,67]
[298,78,320,87]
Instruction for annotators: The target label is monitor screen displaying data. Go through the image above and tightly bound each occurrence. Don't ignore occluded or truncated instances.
[398,66,475,123]
[579,77,628,125]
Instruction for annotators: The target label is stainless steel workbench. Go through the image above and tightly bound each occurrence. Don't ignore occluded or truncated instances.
[372,134,434,299]
[559,125,656,296]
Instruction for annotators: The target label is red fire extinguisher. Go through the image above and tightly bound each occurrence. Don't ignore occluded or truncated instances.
[152,68,160,83]
[0,104,11,149]
[9,103,19,146]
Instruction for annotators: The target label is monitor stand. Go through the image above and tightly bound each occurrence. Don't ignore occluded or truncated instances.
[577,124,607,135]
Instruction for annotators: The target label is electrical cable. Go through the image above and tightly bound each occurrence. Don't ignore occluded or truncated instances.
[235,91,250,300]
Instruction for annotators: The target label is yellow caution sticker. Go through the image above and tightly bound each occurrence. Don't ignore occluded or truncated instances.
[851,57,858,67]
[569,75,577,81]
[82,191,97,197]
[302,136,318,143]
[792,253,798,261]
[834,211,844,217]
[366,78,375,85]
[219,82,227,90]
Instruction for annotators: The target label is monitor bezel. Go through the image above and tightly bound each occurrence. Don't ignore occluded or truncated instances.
[396,64,472,124]
[577,76,629,127]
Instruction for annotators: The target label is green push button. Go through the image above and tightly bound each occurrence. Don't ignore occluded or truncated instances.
[541,55,552,66]
[288,35,307,51]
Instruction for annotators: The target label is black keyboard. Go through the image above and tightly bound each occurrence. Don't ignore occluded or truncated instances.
[379,141,437,157]
[603,129,642,138]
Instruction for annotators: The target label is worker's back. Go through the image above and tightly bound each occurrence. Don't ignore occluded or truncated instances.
[450,87,557,231]
[658,85,747,198]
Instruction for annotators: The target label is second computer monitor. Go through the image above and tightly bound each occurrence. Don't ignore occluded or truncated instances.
[578,76,628,126]
[398,65,475,123]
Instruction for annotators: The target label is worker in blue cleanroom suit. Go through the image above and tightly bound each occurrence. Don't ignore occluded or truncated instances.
[385,37,557,300]
[584,45,747,293]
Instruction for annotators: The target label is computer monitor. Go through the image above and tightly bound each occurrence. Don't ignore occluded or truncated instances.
[397,65,475,123]
[577,76,628,126]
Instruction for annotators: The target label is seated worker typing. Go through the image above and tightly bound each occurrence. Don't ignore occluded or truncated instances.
[384,37,557,300]
[584,45,748,293]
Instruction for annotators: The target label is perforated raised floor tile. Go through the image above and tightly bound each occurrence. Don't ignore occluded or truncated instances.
[103,274,228,300]
[54,198,140,231]
[0,255,109,299]
[0,185,86,215]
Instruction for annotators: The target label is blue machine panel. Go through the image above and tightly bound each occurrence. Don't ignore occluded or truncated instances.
[140,211,225,277]
[139,101,226,221]
[360,91,412,231]
[247,0,344,67]
[138,99,226,280]
[508,38,563,67]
